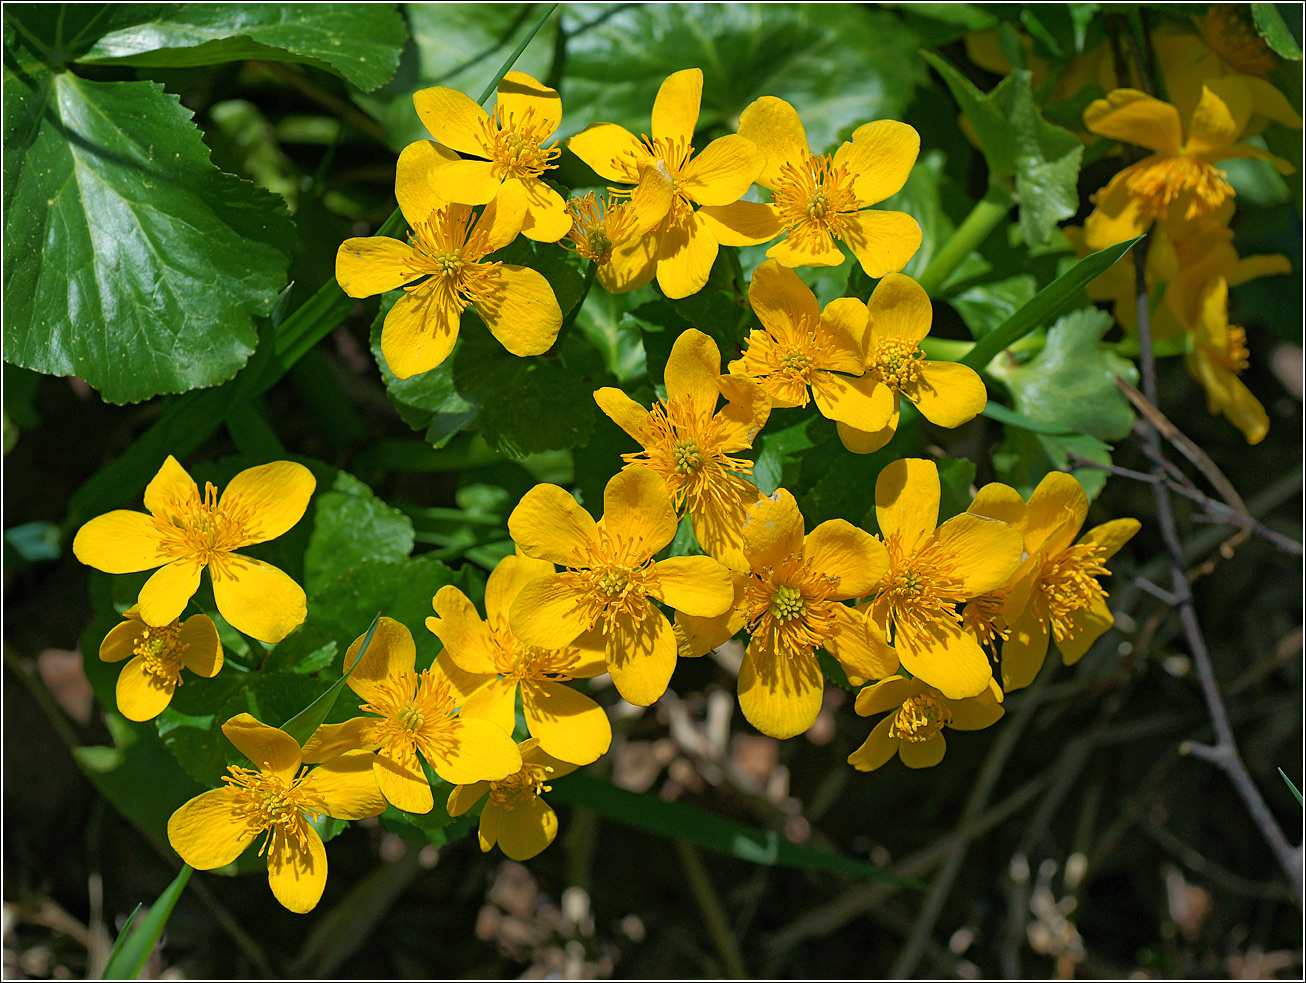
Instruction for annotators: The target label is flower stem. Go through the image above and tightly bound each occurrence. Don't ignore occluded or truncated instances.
[915,187,1012,298]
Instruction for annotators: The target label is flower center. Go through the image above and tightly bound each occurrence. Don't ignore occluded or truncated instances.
[437,250,463,278]
[871,534,967,642]
[222,765,324,856]
[153,481,259,565]
[772,153,859,250]
[362,668,459,759]
[558,527,660,632]
[870,339,924,392]
[672,440,704,474]
[737,314,839,408]
[133,623,189,682]
[889,694,952,742]
[1117,155,1233,223]
[769,584,805,622]
[489,622,584,682]
[477,105,560,180]
[1033,543,1111,643]
[404,204,503,312]
[564,192,635,265]
[744,552,840,662]
[1206,324,1251,374]
[488,762,555,811]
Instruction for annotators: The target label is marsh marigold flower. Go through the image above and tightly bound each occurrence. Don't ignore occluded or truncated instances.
[562,181,674,293]
[848,675,1004,771]
[595,329,771,570]
[866,458,1023,699]
[698,96,922,277]
[567,68,765,299]
[167,713,385,913]
[336,141,562,379]
[507,467,734,706]
[427,554,612,766]
[448,738,578,861]
[1182,276,1269,444]
[413,71,571,242]
[73,456,314,644]
[99,606,223,722]
[299,618,522,814]
[977,472,1141,691]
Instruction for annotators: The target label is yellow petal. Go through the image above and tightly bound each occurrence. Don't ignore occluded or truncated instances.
[875,458,939,553]
[461,676,519,736]
[396,139,458,226]
[509,575,592,649]
[1083,170,1151,251]
[494,795,559,861]
[1230,252,1293,287]
[167,788,250,870]
[431,158,500,205]
[836,410,898,455]
[836,120,920,206]
[853,674,919,717]
[344,616,416,704]
[1079,518,1141,561]
[652,555,733,617]
[509,483,599,566]
[478,800,500,851]
[655,210,718,300]
[298,751,387,820]
[967,482,1027,529]
[738,642,823,740]
[521,738,580,779]
[115,655,176,722]
[767,226,845,268]
[1055,591,1113,666]
[675,572,748,658]
[211,554,305,645]
[594,387,651,442]
[690,473,759,571]
[804,520,888,599]
[748,259,820,338]
[1083,89,1183,155]
[566,123,644,183]
[179,614,223,677]
[1001,610,1050,692]
[652,67,703,146]
[486,554,556,624]
[523,680,612,765]
[1241,76,1304,130]
[715,374,771,453]
[473,183,528,253]
[932,513,1023,598]
[606,609,677,707]
[682,134,764,205]
[72,511,166,574]
[737,95,810,191]
[1186,79,1248,157]
[380,283,461,380]
[374,746,433,814]
[222,713,302,781]
[906,360,986,428]
[474,264,562,356]
[842,209,923,278]
[899,731,946,769]
[697,200,782,247]
[518,177,572,243]
[498,71,561,139]
[665,328,723,414]
[742,488,806,571]
[894,618,992,700]
[413,85,490,157]
[598,233,659,293]
[825,605,899,685]
[144,455,199,517]
[301,717,378,764]
[629,161,675,235]
[812,371,894,431]
[430,716,523,785]
[822,296,871,363]
[943,687,1005,730]
[847,715,898,771]
[1024,471,1088,555]
[100,619,145,663]
[447,781,490,818]
[427,585,497,675]
[138,559,203,628]
[266,816,327,914]
[603,466,678,562]
[435,650,495,705]
[219,461,315,546]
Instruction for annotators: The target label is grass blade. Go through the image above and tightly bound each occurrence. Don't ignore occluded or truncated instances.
[1280,768,1304,805]
[279,614,380,746]
[475,3,559,105]
[101,865,192,979]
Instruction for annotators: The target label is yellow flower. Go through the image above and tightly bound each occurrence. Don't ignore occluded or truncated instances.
[413,71,571,242]
[447,738,578,861]
[730,489,895,740]
[72,457,314,644]
[867,458,1023,700]
[847,675,1004,771]
[566,68,766,299]
[507,467,734,706]
[1082,82,1294,249]
[840,273,988,454]
[956,482,1030,653]
[980,472,1141,691]
[335,141,562,379]
[698,96,922,277]
[595,329,771,570]
[99,606,223,722]
[167,713,385,913]
[730,260,887,439]
[1182,276,1270,444]
[426,554,612,766]
[562,182,674,293]
[299,618,523,814]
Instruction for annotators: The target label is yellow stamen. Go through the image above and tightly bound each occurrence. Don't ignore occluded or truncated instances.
[558,528,659,632]
[403,204,503,313]
[744,550,840,661]
[871,533,967,640]
[488,620,584,682]
[962,591,1009,651]
[564,192,637,265]
[1115,155,1233,222]
[222,765,324,857]
[1204,324,1251,374]
[132,622,190,684]
[152,481,261,565]
[889,694,951,742]
[361,668,460,761]
[736,314,840,407]
[476,104,560,181]
[772,153,860,252]
[488,761,555,812]
[1031,542,1111,642]
[869,338,924,392]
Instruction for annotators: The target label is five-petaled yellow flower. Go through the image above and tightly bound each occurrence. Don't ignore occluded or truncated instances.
[866,458,1023,699]
[970,472,1140,692]
[300,618,522,814]
[414,71,571,243]
[336,141,562,379]
[99,606,223,722]
[167,713,385,913]
[698,96,923,277]
[73,457,315,644]
[595,329,771,571]
[448,737,578,862]
[507,467,734,707]
[562,182,673,293]
[1082,81,1294,250]
[427,554,612,766]
[848,675,1004,771]
[567,68,765,299]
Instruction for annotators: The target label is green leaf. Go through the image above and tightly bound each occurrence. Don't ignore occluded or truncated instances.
[884,4,999,47]
[936,456,978,522]
[1253,3,1303,60]
[574,289,649,383]
[992,426,1111,501]
[303,470,414,595]
[960,237,1140,369]
[750,411,817,496]
[101,864,191,980]
[3,67,293,404]
[76,3,407,91]
[279,615,380,747]
[1279,767,1304,804]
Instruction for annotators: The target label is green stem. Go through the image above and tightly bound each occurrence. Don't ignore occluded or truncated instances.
[476,3,560,105]
[915,187,1012,297]
[676,841,748,979]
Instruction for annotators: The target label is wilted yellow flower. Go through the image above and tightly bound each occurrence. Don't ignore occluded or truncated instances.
[567,68,765,299]
[427,554,612,766]
[595,329,770,570]
[698,96,922,277]
[1183,276,1270,444]
[167,714,385,913]
[848,675,1004,771]
[507,467,734,706]
[448,738,578,861]
[73,457,314,644]
[99,606,223,722]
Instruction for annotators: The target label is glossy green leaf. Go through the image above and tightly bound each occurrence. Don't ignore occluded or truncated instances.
[303,470,414,595]
[279,614,380,747]
[1253,2,1303,60]
[100,864,192,980]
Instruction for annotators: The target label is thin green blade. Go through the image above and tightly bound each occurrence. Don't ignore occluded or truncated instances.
[279,614,380,746]
[101,865,192,979]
